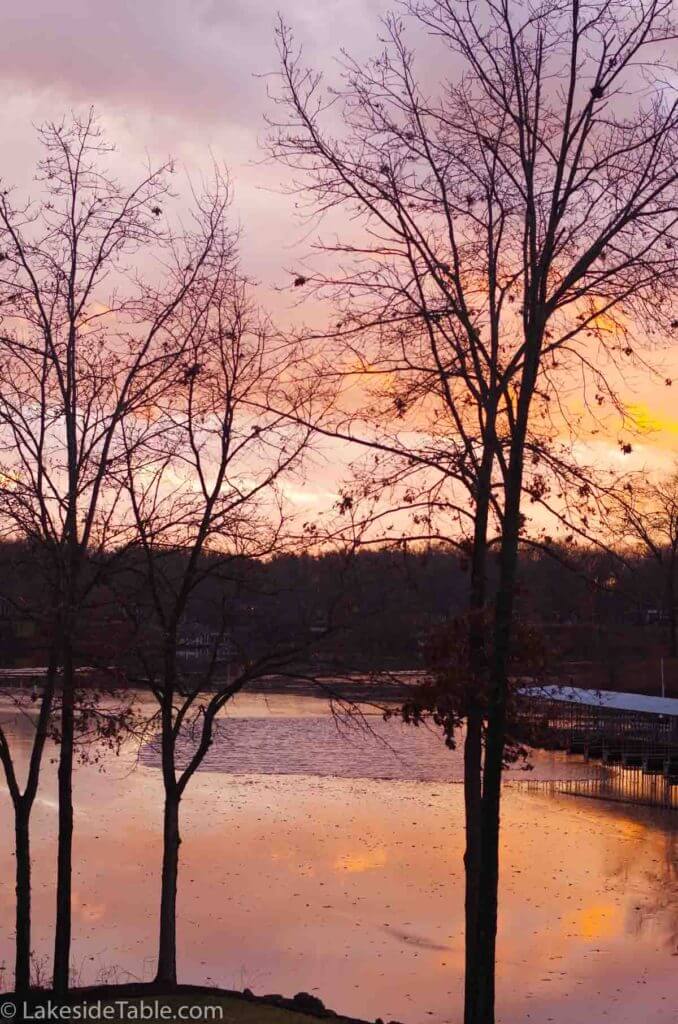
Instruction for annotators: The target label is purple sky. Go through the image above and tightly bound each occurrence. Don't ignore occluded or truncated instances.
[0,1,401,516]
[1,0,676,510]
[0,0,388,295]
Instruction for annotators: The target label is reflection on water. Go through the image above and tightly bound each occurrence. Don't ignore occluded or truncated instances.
[0,693,676,1024]
[521,770,678,810]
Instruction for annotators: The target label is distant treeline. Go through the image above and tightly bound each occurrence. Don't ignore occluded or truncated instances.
[0,539,671,677]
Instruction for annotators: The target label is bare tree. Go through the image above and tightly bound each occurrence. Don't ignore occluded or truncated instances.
[0,112,235,993]
[270,2,678,1020]
[0,664,141,995]
[0,663,55,994]
[117,225,316,987]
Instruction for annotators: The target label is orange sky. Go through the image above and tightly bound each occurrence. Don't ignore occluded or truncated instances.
[0,0,675,517]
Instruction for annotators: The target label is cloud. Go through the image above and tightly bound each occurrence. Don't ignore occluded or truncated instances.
[625,402,678,438]
[0,0,256,126]
[0,0,390,300]
[0,0,676,492]
[0,0,384,130]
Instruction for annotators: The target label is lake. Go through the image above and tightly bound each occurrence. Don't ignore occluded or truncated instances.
[0,693,676,1023]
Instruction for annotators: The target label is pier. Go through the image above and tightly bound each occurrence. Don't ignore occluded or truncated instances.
[516,685,678,808]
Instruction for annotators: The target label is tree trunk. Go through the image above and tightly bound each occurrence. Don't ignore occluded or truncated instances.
[474,707,506,1024]
[463,705,483,1024]
[14,801,31,994]
[463,441,493,1024]
[155,643,181,990]
[0,655,56,995]
[473,347,537,1023]
[155,788,181,987]
[53,643,75,995]
[474,526,515,1024]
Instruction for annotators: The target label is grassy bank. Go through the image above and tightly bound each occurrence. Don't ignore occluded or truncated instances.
[3,985,379,1024]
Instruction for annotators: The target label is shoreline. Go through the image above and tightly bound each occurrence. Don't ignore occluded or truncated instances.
[1,983,383,1024]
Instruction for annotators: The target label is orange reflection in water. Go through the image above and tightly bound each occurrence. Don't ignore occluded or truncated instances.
[574,903,623,941]
[334,848,388,873]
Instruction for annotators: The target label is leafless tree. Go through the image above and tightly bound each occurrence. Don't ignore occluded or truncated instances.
[0,663,55,994]
[0,112,237,993]
[117,231,317,987]
[269,2,678,1020]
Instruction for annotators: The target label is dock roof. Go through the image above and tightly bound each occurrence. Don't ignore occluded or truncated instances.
[519,685,678,718]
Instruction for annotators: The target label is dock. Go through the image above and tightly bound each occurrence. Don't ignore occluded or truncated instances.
[516,685,678,808]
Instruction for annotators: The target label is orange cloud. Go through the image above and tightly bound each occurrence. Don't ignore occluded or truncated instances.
[625,402,678,437]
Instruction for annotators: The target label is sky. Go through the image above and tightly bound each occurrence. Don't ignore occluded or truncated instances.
[0,0,677,515]
[0,0,385,295]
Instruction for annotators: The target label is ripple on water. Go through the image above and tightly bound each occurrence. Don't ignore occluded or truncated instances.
[139,713,604,783]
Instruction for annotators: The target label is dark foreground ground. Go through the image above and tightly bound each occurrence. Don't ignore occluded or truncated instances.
[2,984,393,1024]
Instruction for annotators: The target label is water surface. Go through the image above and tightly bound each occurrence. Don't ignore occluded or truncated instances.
[0,693,675,1023]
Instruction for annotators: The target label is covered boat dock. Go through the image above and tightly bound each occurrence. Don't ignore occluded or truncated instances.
[517,685,678,783]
